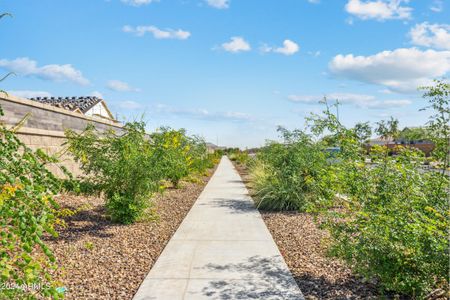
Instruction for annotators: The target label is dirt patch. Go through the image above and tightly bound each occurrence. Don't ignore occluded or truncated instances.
[47,169,215,300]
[233,162,379,299]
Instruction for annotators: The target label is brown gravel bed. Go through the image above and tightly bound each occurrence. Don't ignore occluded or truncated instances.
[47,169,215,300]
[233,162,379,300]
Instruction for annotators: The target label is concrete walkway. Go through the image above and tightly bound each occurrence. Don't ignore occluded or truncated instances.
[133,157,304,300]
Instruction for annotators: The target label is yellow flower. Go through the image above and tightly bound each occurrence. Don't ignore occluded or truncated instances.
[2,183,23,196]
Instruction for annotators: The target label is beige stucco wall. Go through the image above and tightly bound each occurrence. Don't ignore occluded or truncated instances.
[0,94,123,178]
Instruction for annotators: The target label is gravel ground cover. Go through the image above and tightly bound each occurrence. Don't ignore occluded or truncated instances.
[47,169,215,300]
[233,163,379,300]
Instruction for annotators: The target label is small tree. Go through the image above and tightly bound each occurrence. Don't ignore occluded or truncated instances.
[353,122,372,144]
[375,117,399,141]
[398,127,431,143]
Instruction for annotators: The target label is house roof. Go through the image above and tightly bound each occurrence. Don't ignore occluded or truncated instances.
[368,136,395,145]
[28,96,103,113]
[206,142,218,149]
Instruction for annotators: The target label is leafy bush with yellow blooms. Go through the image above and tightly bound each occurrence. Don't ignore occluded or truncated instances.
[0,106,64,299]
[150,127,193,187]
[65,122,215,224]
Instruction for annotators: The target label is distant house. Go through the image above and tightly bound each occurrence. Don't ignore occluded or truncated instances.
[206,142,226,153]
[29,96,116,121]
[367,136,434,156]
[367,136,395,146]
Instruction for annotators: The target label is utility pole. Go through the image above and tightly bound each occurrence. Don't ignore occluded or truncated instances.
[336,99,340,122]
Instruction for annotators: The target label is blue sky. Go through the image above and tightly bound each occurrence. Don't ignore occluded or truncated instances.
[1,0,449,147]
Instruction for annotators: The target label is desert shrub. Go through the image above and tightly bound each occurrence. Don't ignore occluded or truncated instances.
[0,107,64,299]
[152,129,217,184]
[249,127,327,211]
[185,136,215,175]
[65,123,214,223]
[246,82,449,296]
[150,128,192,187]
[308,91,449,297]
[318,145,448,297]
[65,122,161,224]
[228,150,250,165]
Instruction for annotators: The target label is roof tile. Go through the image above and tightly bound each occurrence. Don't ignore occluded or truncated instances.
[28,96,103,113]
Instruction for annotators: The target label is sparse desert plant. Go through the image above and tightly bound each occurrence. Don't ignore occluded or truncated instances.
[84,241,94,251]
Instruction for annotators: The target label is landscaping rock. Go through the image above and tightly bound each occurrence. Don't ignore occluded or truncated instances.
[47,169,215,300]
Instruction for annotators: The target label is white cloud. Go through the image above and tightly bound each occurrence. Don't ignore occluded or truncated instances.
[118,100,143,110]
[409,22,450,50]
[0,57,89,85]
[205,0,229,9]
[121,0,157,6]
[380,99,412,108]
[221,37,251,53]
[345,0,412,21]
[7,90,52,98]
[308,0,320,3]
[329,48,450,93]
[430,0,443,12]
[379,88,394,94]
[122,25,191,40]
[288,92,412,109]
[308,50,321,57]
[287,95,322,104]
[262,40,300,56]
[155,104,252,122]
[221,111,252,120]
[107,80,140,92]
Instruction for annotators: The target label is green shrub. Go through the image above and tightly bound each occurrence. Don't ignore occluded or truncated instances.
[151,128,217,185]
[0,107,64,299]
[247,81,449,297]
[229,150,250,165]
[318,145,448,297]
[249,128,327,211]
[65,122,161,224]
[307,92,449,297]
[150,128,192,187]
[65,123,214,224]
[187,136,215,174]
